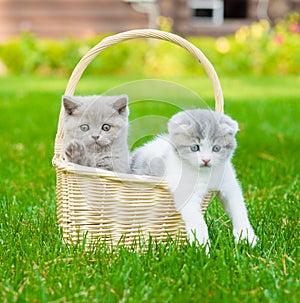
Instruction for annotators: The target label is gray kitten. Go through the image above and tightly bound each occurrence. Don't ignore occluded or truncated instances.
[63,94,130,173]
[131,109,257,253]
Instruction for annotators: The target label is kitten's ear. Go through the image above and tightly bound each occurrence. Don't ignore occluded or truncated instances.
[112,94,129,116]
[63,96,81,115]
[220,115,239,135]
[168,112,192,135]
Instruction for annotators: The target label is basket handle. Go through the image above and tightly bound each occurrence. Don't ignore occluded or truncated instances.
[54,29,224,158]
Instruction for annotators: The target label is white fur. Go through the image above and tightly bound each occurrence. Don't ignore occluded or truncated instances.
[131,135,257,253]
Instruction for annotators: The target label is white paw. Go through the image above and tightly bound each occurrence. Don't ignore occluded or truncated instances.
[187,230,210,255]
[233,227,258,247]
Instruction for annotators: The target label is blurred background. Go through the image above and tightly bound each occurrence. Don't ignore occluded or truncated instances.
[0,0,299,77]
[0,0,299,39]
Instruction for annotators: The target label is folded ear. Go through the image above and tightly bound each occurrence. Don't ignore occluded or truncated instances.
[112,94,129,116]
[168,111,192,135]
[220,114,239,135]
[63,96,82,115]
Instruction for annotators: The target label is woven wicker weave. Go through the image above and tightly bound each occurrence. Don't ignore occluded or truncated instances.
[53,29,224,246]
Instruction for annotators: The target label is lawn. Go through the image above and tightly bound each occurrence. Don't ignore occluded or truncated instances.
[0,74,299,302]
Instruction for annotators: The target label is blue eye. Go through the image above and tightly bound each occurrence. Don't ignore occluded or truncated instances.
[190,144,200,152]
[212,145,221,152]
[80,124,89,132]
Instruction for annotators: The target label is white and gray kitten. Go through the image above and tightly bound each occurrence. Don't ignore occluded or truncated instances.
[131,109,257,252]
[63,94,130,173]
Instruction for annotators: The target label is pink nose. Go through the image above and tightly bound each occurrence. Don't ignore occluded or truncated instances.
[202,159,211,165]
[92,135,100,141]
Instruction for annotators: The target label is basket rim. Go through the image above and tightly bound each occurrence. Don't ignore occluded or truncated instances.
[53,157,171,187]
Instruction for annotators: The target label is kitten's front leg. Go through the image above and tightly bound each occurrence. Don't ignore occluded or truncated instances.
[65,140,88,166]
[219,166,258,247]
[179,196,210,254]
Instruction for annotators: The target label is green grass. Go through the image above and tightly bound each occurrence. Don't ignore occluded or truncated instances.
[0,74,299,302]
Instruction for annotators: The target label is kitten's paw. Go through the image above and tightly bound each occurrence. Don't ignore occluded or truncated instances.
[233,227,258,247]
[65,140,86,163]
[188,231,210,256]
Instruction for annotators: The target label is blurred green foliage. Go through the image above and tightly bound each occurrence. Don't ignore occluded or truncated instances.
[0,13,299,77]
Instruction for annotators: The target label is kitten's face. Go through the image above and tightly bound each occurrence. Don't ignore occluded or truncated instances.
[63,95,128,149]
[168,109,239,169]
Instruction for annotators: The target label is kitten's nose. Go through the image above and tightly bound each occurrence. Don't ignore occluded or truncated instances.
[92,135,100,141]
[202,159,211,165]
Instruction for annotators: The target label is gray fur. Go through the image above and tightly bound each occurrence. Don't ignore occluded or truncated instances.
[131,147,167,177]
[167,109,239,168]
[63,94,130,173]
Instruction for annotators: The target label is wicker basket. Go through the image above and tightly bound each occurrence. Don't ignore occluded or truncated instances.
[53,29,224,246]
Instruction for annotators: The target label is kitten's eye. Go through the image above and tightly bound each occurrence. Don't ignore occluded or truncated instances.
[102,124,111,131]
[80,124,89,132]
[190,144,200,152]
[212,145,221,152]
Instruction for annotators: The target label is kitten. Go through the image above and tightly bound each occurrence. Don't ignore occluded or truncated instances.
[131,109,257,252]
[63,94,130,173]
